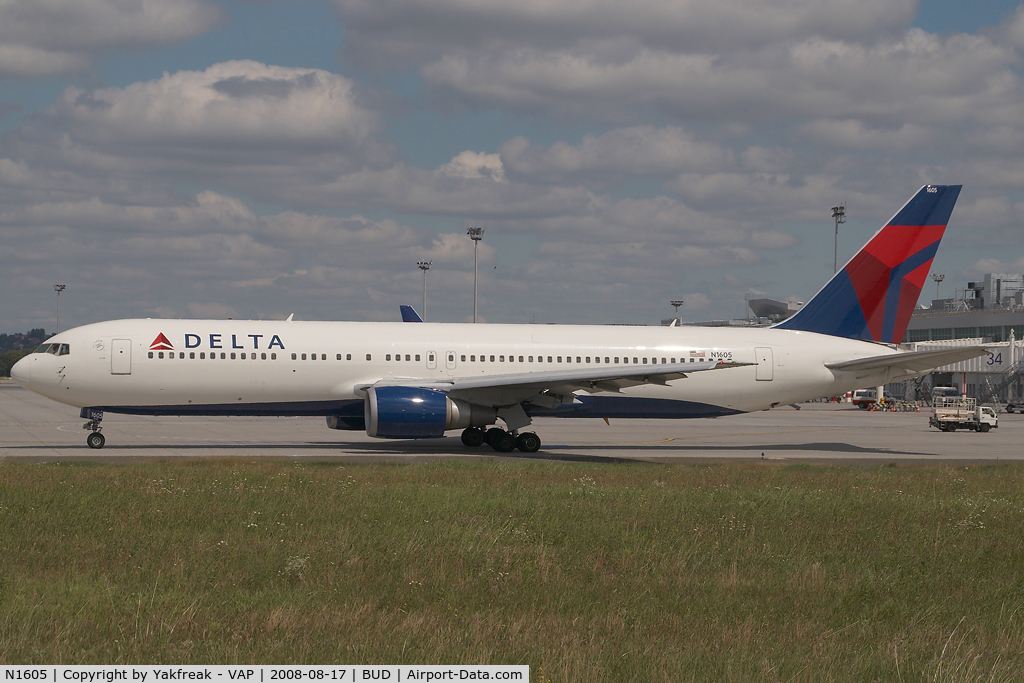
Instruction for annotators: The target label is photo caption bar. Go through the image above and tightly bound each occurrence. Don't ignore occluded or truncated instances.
[0,667,528,683]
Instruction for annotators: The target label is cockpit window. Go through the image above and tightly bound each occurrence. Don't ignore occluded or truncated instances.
[58,344,70,356]
[33,343,54,354]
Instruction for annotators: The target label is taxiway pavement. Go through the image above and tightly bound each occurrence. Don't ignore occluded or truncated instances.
[2,380,1021,464]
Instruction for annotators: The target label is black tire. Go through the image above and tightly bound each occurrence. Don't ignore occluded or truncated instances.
[516,432,541,453]
[86,432,105,449]
[980,423,991,433]
[491,431,515,453]
[484,427,504,446]
[461,428,485,447]
[1007,405,1015,413]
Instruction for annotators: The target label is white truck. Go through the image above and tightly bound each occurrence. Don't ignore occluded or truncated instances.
[929,397,999,432]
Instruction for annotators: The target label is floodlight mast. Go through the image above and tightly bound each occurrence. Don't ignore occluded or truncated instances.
[467,227,485,323]
[931,272,945,300]
[54,284,66,333]
[670,299,684,324]
[831,204,846,274]
[417,260,432,321]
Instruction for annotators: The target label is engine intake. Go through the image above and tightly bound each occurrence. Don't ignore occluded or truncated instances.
[365,386,495,439]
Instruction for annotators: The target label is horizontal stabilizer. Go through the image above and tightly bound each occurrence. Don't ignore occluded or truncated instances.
[826,346,988,375]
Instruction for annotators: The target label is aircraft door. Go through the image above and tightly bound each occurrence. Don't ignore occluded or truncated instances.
[445,350,457,371]
[111,339,132,375]
[755,347,773,381]
[426,351,437,370]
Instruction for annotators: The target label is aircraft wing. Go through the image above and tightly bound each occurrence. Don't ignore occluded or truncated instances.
[362,360,753,408]
[825,346,989,377]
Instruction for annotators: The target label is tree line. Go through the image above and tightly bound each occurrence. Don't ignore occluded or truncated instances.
[1,329,47,377]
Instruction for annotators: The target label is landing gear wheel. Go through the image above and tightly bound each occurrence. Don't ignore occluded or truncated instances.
[484,427,505,447]
[461,427,485,447]
[491,431,516,453]
[86,432,105,449]
[516,432,541,453]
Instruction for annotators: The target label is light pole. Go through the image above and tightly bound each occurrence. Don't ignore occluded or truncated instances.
[831,204,846,274]
[931,272,945,300]
[417,260,432,321]
[670,299,684,324]
[467,227,485,322]
[54,284,66,333]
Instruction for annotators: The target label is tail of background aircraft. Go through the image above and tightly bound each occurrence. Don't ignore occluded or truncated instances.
[775,185,962,344]
[400,305,424,322]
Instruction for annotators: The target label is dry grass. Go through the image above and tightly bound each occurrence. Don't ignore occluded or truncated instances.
[1,459,1023,681]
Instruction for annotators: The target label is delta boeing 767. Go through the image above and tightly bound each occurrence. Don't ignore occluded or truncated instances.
[11,185,986,452]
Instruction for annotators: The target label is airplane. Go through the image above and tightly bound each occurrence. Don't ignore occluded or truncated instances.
[11,185,988,453]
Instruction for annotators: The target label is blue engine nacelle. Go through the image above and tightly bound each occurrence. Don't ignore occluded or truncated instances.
[365,386,495,439]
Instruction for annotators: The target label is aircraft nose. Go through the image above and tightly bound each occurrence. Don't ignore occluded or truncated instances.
[10,355,30,386]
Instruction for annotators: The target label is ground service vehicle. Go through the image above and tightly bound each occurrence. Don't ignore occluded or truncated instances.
[929,397,998,432]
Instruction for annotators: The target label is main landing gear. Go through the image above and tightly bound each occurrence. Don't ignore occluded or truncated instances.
[81,408,105,449]
[461,427,541,453]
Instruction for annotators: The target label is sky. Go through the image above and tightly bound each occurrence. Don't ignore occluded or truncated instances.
[2,0,1024,332]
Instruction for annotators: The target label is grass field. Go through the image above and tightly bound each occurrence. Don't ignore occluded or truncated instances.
[1,459,1023,681]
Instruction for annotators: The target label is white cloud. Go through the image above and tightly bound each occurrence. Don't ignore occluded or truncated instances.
[500,126,729,180]
[0,0,223,76]
[334,0,916,67]
[436,151,506,181]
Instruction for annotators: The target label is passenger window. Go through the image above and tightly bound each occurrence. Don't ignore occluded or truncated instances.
[547,356,552,363]
[347,354,352,360]
[386,354,391,361]
[262,353,267,360]
[557,356,562,363]
[643,358,648,364]
[148,351,153,358]
[271,353,277,360]
[241,353,246,360]
[322,354,326,361]
[461,355,467,362]
[189,352,195,359]
[489,355,494,362]
[529,356,534,362]
[614,357,620,363]
[428,354,434,362]
[586,357,590,363]
[301,353,307,360]
[576,356,581,363]
[158,352,164,359]
[633,357,638,364]
[604,357,609,363]
[231,353,236,360]
[405,354,410,361]
[448,354,454,362]
[415,354,421,361]
[499,355,505,362]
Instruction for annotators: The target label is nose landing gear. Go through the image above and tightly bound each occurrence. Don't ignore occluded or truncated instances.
[81,407,105,449]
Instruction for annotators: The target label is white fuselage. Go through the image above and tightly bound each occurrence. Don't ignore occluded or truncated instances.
[12,318,900,421]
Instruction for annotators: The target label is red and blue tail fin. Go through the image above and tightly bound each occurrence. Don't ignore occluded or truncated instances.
[775,185,961,344]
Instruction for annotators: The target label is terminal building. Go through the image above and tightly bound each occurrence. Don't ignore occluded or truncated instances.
[896,273,1024,404]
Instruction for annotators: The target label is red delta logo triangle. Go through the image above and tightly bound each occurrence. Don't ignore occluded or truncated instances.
[150,333,174,350]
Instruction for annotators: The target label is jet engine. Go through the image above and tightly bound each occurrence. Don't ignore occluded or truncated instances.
[364,386,496,438]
